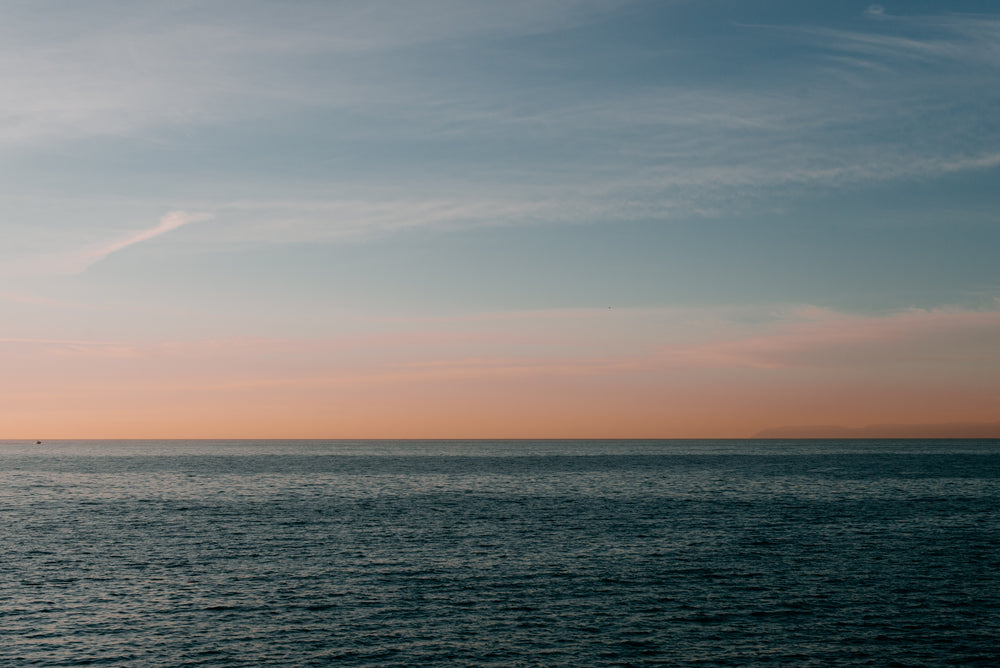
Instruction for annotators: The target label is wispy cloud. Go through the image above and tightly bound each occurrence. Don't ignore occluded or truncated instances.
[0,0,622,146]
[86,211,212,264]
[201,9,1000,240]
[1,4,998,247]
[6,211,212,277]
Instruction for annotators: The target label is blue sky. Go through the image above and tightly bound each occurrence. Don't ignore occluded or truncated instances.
[2,1,998,437]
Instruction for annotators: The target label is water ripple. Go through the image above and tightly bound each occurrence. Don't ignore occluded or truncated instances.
[1,439,998,666]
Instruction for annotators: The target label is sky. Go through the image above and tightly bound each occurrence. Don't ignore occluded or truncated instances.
[2,0,999,439]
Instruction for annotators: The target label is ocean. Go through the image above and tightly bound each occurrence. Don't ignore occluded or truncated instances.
[1,439,997,666]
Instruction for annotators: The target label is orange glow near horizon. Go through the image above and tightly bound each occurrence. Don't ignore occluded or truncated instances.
[2,305,999,439]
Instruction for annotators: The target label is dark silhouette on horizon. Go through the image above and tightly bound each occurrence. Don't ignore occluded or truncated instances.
[753,420,1000,439]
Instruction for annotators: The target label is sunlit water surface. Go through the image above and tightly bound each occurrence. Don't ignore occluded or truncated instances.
[2,439,998,666]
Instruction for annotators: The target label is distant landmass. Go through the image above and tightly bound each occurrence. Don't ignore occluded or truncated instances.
[752,421,1000,439]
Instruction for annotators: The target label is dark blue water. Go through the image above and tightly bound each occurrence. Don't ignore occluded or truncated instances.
[1,439,998,666]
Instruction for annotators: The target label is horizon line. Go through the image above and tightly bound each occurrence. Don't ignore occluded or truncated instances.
[5,436,1000,442]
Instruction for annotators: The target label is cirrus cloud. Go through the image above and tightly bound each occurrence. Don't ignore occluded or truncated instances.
[3,211,212,277]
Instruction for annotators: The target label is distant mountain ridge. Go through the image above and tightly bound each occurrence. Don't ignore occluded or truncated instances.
[753,421,1000,439]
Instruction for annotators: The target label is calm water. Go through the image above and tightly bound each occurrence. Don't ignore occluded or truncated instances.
[1,439,998,666]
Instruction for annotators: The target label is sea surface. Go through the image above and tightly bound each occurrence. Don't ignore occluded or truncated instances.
[1,439,998,666]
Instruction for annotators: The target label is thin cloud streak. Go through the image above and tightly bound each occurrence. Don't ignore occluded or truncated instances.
[3,211,212,277]
[185,141,1000,244]
[89,211,213,264]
